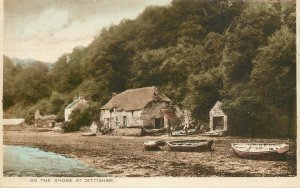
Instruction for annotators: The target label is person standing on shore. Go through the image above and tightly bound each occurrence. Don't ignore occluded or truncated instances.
[167,125,173,136]
[184,124,188,135]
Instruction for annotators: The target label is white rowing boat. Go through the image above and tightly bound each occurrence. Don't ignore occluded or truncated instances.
[167,140,213,152]
[231,143,289,160]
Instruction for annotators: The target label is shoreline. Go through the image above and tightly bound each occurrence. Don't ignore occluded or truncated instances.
[3,131,297,177]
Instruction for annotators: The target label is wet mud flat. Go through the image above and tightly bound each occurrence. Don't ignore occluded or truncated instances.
[3,131,296,177]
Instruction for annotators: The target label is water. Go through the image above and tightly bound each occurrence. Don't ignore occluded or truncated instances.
[3,145,109,177]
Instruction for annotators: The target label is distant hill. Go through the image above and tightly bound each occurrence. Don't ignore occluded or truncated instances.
[10,57,53,68]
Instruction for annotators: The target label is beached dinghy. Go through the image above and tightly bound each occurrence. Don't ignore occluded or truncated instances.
[172,129,198,137]
[82,132,96,136]
[231,143,289,160]
[144,140,165,151]
[202,130,227,137]
[167,140,213,152]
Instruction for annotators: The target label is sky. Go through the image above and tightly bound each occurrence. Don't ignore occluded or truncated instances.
[4,0,172,63]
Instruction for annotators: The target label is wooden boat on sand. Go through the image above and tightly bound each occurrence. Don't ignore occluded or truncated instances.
[82,132,96,136]
[172,129,198,136]
[167,140,213,152]
[202,130,227,137]
[144,140,166,151]
[231,143,289,160]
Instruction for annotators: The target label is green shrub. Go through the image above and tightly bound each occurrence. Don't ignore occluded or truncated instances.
[63,103,100,132]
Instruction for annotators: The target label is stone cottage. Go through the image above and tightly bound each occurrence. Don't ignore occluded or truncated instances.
[64,96,88,121]
[100,86,177,129]
[209,101,228,132]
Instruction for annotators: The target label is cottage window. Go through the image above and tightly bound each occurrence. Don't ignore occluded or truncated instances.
[115,116,119,128]
[123,116,127,128]
[104,118,109,126]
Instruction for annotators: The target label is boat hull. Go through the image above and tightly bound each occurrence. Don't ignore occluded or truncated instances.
[82,132,96,136]
[231,143,289,160]
[171,129,198,137]
[144,140,165,151]
[167,140,213,152]
[202,130,227,137]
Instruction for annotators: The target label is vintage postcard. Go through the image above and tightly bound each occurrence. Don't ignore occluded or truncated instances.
[1,0,299,187]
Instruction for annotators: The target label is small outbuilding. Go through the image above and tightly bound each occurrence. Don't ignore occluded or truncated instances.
[3,118,25,125]
[3,119,25,131]
[209,101,227,132]
[64,96,88,121]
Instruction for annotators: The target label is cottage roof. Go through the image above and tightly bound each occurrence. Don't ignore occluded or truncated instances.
[161,109,177,120]
[209,101,226,116]
[65,98,87,109]
[101,86,171,111]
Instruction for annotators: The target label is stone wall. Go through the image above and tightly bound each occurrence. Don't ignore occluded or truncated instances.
[35,119,56,128]
[141,101,169,129]
[114,128,142,136]
[100,109,143,129]
[3,125,23,131]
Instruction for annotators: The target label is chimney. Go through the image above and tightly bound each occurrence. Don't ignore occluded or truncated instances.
[112,92,117,98]
[35,110,40,119]
[73,95,78,101]
[79,94,84,100]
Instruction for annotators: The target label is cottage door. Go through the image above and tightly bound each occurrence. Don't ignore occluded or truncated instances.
[213,116,224,130]
[155,118,164,129]
[123,116,127,128]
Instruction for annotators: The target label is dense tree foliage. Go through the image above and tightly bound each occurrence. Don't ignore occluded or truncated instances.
[3,0,295,137]
[14,62,50,104]
[3,56,19,109]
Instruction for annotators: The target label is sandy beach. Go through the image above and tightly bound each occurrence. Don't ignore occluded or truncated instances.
[3,130,296,177]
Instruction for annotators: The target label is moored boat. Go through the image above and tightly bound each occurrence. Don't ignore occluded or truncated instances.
[172,129,198,137]
[167,140,213,152]
[144,140,165,151]
[231,143,289,160]
[171,130,186,137]
[202,130,227,137]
